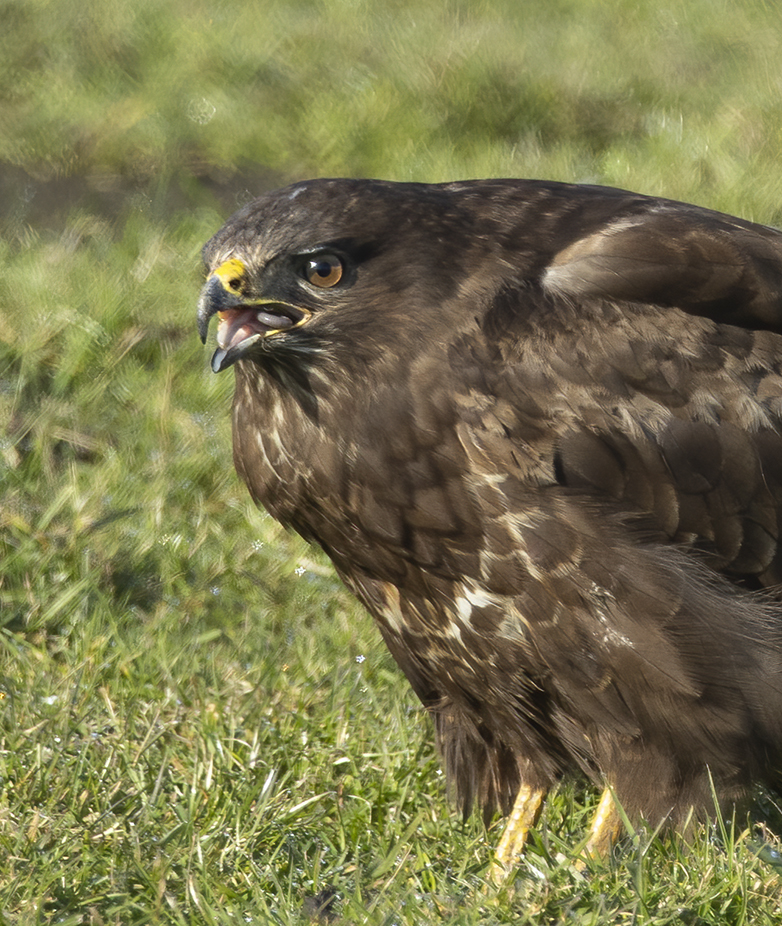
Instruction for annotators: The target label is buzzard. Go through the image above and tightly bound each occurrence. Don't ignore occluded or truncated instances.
[197,178,782,874]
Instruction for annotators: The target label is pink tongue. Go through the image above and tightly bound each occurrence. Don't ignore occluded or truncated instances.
[216,309,263,349]
[223,323,255,349]
[216,308,295,349]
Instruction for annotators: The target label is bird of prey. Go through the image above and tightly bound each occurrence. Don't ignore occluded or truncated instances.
[197,177,782,875]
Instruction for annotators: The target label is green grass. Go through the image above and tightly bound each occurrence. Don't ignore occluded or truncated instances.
[3,0,782,921]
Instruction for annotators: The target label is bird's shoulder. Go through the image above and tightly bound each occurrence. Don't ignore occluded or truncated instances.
[446,289,782,583]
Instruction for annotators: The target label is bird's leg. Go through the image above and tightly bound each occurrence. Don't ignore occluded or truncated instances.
[582,787,622,859]
[489,783,546,884]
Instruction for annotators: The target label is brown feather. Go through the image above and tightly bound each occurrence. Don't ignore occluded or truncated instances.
[198,178,782,828]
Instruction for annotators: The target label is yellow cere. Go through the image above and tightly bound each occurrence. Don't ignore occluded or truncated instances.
[213,258,247,292]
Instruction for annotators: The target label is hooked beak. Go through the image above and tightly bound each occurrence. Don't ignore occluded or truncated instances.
[197,259,312,372]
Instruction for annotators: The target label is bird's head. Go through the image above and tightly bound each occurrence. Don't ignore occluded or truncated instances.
[197,248,344,373]
[197,178,513,376]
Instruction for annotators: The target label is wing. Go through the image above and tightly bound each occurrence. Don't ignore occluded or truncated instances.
[437,201,782,818]
[542,201,782,333]
[471,199,782,587]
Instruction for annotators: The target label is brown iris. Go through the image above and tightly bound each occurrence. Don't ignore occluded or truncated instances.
[304,254,344,288]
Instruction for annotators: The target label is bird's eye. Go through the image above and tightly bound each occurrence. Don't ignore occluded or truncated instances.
[304,254,344,288]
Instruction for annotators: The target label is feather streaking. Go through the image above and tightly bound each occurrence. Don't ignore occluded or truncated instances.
[197,177,782,844]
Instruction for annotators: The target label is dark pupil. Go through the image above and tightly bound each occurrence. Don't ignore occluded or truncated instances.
[313,261,332,278]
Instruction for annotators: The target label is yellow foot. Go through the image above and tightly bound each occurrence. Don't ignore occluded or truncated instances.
[488,784,546,885]
[580,787,622,864]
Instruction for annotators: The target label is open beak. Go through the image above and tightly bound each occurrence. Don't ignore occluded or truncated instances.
[197,259,311,373]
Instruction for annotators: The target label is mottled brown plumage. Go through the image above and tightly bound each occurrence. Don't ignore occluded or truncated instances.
[197,178,782,839]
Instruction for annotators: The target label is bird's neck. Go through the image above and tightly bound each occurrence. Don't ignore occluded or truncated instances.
[229,354,372,551]
[228,350,483,585]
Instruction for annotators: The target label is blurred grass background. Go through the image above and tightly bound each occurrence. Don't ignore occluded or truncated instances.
[2,0,782,922]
